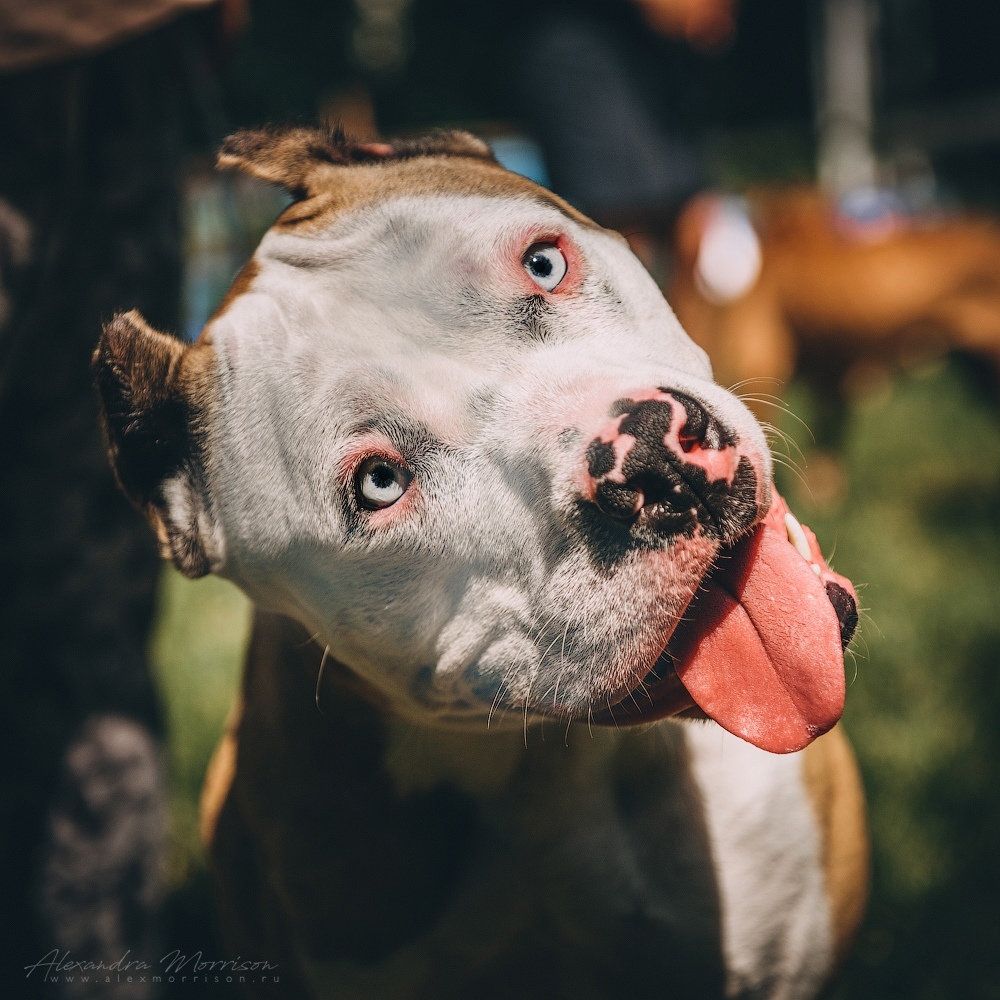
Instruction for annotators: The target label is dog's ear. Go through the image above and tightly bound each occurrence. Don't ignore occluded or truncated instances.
[93,311,221,579]
[217,126,494,197]
[216,127,337,195]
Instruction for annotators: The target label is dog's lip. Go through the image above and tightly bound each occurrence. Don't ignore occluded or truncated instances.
[587,650,706,727]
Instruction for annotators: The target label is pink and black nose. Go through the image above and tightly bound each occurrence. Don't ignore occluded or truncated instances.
[583,390,758,541]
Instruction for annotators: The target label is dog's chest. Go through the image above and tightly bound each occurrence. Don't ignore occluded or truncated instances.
[291,717,832,1000]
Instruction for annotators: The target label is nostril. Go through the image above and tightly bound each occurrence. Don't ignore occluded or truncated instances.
[666,390,731,452]
[594,472,685,522]
[627,472,677,508]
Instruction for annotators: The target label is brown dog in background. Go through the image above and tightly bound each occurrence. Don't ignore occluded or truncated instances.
[669,189,1000,440]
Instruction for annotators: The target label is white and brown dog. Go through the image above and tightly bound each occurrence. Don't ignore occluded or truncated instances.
[93,128,868,999]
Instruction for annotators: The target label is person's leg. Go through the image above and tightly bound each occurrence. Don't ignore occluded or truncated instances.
[0,25,188,996]
[513,10,702,213]
[510,8,703,283]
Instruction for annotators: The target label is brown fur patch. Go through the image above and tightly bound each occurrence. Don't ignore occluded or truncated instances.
[209,256,260,324]
[801,725,870,970]
[217,125,602,236]
[200,702,241,850]
[217,126,492,197]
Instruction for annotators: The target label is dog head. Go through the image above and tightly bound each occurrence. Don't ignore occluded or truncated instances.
[94,128,856,753]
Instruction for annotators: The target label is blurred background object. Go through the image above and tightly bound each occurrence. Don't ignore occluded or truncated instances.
[5,0,1000,997]
[0,2,239,997]
[816,0,879,195]
[670,188,1000,454]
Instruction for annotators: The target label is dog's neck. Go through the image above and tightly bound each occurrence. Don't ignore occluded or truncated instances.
[248,609,651,805]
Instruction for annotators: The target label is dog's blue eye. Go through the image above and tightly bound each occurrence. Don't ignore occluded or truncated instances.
[356,457,411,510]
[523,243,567,291]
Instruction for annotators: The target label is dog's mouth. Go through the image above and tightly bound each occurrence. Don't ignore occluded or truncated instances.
[590,490,858,754]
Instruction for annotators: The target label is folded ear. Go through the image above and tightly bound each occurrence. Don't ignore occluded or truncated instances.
[216,125,494,197]
[92,311,222,579]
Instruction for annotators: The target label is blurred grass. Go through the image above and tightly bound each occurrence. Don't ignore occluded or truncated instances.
[149,356,1000,998]
[779,360,1000,999]
[150,570,251,889]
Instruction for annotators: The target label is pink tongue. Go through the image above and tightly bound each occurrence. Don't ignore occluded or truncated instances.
[671,496,850,753]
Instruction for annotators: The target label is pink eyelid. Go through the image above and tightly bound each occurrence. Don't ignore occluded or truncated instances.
[517,232,582,294]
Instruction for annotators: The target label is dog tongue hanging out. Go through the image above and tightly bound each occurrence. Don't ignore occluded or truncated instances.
[95,128,867,999]
[602,489,857,753]
[671,493,857,753]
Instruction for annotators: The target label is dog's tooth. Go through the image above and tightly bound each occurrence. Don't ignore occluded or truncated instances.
[812,563,822,576]
[784,512,813,563]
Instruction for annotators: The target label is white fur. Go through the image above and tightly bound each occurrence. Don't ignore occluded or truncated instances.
[201,193,770,726]
[686,723,833,998]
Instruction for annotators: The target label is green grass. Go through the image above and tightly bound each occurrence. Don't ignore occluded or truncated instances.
[779,362,1000,999]
[150,569,251,889]
[151,357,1000,998]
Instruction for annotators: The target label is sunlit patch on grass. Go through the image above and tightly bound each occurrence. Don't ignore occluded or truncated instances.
[149,568,252,888]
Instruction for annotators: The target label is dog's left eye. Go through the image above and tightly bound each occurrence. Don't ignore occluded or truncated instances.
[356,457,412,510]
[522,243,567,291]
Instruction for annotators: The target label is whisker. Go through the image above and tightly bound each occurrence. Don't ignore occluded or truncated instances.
[760,420,809,468]
[727,376,783,393]
[738,393,816,442]
[844,646,861,685]
[487,672,511,728]
[523,684,530,749]
[314,645,330,714]
[770,453,811,492]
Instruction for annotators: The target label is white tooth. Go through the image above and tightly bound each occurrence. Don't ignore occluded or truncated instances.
[812,563,822,576]
[784,511,813,563]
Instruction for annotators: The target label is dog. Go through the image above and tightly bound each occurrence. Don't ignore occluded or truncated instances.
[93,128,868,999]
[670,188,1000,437]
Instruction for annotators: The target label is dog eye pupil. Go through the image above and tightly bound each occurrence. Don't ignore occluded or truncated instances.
[528,253,553,277]
[370,465,395,489]
[522,242,567,291]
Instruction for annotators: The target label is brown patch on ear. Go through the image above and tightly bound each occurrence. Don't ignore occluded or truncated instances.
[216,124,494,198]
[93,310,218,578]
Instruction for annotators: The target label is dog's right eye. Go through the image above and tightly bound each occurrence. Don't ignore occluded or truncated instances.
[356,456,412,510]
[522,242,567,291]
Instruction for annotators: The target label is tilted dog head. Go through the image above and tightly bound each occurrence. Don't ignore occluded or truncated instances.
[94,128,856,753]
